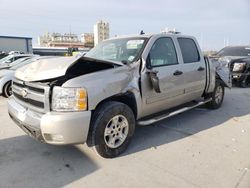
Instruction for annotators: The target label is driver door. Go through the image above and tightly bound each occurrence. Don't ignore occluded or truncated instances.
[140,37,186,117]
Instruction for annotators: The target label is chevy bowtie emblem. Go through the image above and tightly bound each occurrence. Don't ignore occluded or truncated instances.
[21,88,28,98]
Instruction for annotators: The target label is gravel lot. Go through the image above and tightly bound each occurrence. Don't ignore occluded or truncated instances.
[0,88,250,188]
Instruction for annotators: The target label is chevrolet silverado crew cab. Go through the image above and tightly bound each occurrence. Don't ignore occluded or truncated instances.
[8,33,230,158]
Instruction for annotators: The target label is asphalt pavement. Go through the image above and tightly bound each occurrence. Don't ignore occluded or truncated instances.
[0,88,250,188]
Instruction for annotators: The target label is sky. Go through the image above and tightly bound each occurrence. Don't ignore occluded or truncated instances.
[0,0,249,50]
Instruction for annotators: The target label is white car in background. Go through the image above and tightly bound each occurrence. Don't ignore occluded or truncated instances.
[0,54,33,66]
[0,56,34,70]
[0,56,54,97]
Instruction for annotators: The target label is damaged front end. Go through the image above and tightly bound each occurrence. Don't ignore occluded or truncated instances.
[8,55,131,145]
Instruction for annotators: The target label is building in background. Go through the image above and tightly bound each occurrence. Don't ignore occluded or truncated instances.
[38,32,85,48]
[81,33,94,48]
[0,36,33,54]
[33,46,90,56]
[94,20,110,46]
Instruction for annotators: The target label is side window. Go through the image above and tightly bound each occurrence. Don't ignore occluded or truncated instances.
[14,57,22,61]
[178,38,200,63]
[147,37,178,67]
[11,57,16,62]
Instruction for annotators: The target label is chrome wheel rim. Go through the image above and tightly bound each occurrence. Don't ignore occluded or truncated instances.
[215,85,223,104]
[104,115,129,149]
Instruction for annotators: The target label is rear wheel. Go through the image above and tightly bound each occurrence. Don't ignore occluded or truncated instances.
[3,81,12,98]
[206,80,225,109]
[87,101,135,158]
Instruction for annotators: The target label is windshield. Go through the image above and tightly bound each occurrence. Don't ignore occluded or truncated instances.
[0,55,13,64]
[217,47,250,57]
[85,38,147,63]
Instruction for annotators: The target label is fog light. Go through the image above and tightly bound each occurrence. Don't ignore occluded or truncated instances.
[44,133,64,142]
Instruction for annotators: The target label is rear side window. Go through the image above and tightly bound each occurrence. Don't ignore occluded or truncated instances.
[178,38,200,63]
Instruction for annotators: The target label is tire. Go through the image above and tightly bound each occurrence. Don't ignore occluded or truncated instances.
[206,80,225,109]
[3,81,12,98]
[87,101,135,158]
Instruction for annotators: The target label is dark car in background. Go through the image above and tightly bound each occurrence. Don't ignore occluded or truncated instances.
[213,46,250,87]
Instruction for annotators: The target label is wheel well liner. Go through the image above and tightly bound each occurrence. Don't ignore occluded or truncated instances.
[93,92,138,118]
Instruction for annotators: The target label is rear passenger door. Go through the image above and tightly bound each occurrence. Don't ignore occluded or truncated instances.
[177,38,206,101]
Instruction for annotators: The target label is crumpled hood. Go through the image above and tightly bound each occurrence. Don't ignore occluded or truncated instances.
[210,56,247,63]
[15,55,123,82]
[15,56,82,82]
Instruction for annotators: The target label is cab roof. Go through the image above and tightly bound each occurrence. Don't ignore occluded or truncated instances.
[108,33,194,41]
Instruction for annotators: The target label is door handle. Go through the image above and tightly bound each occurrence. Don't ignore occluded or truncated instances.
[173,70,183,76]
[197,67,205,71]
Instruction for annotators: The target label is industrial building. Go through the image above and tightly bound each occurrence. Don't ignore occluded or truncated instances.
[38,32,86,48]
[81,33,94,48]
[0,36,33,54]
[33,47,90,56]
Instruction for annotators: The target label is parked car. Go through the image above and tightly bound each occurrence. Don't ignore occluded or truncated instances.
[0,56,34,70]
[0,56,53,97]
[8,51,25,55]
[0,54,33,66]
[8,33,230,158]
[210,46,250,87]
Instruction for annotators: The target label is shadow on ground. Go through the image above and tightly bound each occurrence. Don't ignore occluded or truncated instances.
[125,89,250,156]
[0,89,249,187]
[0,136,99,188]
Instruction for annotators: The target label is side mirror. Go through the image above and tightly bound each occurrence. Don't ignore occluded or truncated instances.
[147,69,161,93]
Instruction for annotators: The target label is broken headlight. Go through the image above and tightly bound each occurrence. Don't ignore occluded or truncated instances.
[52,87,87,112]
[233,62,246,72]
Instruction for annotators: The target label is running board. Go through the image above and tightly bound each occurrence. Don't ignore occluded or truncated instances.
[137,99,212,126]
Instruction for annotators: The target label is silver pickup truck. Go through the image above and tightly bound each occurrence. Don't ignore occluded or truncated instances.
[8,33,230,158]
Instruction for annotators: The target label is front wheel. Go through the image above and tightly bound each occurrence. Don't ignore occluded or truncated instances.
[206,80,225,109]
[87,101,135,158]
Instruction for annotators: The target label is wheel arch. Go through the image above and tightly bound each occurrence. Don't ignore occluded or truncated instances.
[92,91,138,119]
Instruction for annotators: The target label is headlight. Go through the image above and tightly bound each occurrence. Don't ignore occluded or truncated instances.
[233,62,246,72]
[52,87,87,112]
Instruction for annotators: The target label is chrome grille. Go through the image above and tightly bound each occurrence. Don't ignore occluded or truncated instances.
[12,79,50,113]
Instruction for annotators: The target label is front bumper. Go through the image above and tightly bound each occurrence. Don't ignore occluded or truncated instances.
[232,72,250,81]
[8,96,91,145]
